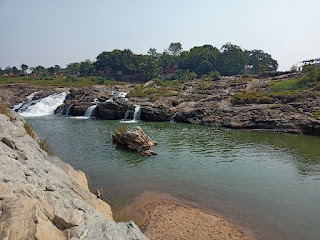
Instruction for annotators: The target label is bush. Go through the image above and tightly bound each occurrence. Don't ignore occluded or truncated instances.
[116,125,127,134]
[201,71,221,81]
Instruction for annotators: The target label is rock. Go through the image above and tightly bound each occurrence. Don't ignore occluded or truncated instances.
[112,126,157,156]
[0,112,148,240]
[96,101,127,120]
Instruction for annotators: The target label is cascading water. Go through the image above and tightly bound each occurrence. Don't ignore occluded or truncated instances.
[133,105,141,121]
[12,91,42,112]
[106,91,128,102]
[19,92,68,117]
[120,104,141,123]
[65,104,74,116]
[83,105,98,118]
[170,112,178,123]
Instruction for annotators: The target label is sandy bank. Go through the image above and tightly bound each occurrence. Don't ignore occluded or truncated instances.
[117,191,252,240]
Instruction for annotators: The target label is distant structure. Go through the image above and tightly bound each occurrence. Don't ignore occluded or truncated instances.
[297,58,320,71]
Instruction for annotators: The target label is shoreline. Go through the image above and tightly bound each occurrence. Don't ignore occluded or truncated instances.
[115,191,253,240]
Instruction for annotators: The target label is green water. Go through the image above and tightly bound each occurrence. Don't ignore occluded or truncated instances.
[27,116,320,240]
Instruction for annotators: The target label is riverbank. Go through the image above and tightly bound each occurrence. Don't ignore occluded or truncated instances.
[0,111,147,239]
[1,70,320,136]
[116,191,252,240]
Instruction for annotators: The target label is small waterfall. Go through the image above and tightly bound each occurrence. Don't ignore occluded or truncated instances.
[19,92,68,117]
[120,105,141,123]
[12,91,41,112]
[170,112,178,123]
[133,105,141,121]
[65,104,74,116]
[83,105,98,118]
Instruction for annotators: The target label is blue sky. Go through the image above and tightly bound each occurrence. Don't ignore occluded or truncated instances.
[0,0,319,71]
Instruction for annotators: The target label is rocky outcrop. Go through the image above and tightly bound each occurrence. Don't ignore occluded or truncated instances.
[95,101,128,120]
[112,127,157,156]
[0,112,148,240]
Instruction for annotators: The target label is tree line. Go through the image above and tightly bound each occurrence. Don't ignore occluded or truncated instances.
[0,42,278,81]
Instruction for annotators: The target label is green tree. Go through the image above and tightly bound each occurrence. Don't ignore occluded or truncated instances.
[0,67,4,75]
[136,55,161,80]
[4,67,12,74]
[147,48,159,57]
[79,59,94,77]
[95,49,137,78]
[21,63,28,73]
[246,49,278,73]
[12,66,19,74]
[168,42,183,57]
[218,43,248,76]
[178,45,220,76]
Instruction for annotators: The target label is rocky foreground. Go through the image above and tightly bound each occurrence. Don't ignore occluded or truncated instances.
[0,112,147,240]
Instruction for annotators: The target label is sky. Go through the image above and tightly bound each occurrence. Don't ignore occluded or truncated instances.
[0,0,319,71]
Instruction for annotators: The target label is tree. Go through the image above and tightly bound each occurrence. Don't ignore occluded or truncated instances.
[95,49,137,77]
[218,43,248,76]
[0,67,4,75]
[178,45,220,76]
[168,42,183,57]
[147,48,159,57]
[4,67,12,74]
[21,63,28,73]
[136,55,161,80]
[79,59,94,77]
[54,65,61,75]
[246,49,278,73]
[12,66,19,74]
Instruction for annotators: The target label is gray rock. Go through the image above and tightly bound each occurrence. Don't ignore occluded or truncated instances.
[0,112,148,240]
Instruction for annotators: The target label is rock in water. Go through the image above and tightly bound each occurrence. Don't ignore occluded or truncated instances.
[112,126,157,156]
[0,112,148,240]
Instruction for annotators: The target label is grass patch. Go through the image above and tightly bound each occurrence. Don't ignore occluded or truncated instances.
[272,65,320,91]
[313,111,320,120]
[115,125,127,134]
[39,139,53,156]
[0,104,15,120]
[0,76,120,87]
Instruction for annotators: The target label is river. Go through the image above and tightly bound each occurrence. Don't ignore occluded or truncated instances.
[27,115,320,240]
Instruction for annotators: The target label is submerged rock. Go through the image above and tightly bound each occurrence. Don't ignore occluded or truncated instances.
[0,112,148,240]
[112,126,157,156]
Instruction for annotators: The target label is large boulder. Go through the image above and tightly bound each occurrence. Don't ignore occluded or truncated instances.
[95,101,127,120]
[0,112,148,240]
[112,126,157,156]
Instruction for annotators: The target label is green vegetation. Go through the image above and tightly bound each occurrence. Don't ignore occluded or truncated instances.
[2,42,278,84]
[272,65,320,91]
[313,111,320,120]
[232,65,320,105]
[39,139,53,156]
[0,104,15,120]
[115,125,127,134]
[0,76,119,87]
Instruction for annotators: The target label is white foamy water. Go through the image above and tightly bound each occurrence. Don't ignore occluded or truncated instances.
[20,92,68,117]
[83,105,98,118]
[120,104,141,123]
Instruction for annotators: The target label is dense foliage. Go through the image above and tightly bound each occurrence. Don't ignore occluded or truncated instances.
[1,42,278,81]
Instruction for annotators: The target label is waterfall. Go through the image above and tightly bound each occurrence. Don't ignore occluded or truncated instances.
[83,105,98,118]
[133,105,141,121]
[170,112,178,123]
[19,92,68,117]
[120,105,141,123]
[65,104,74,116]
[12,91,41,112]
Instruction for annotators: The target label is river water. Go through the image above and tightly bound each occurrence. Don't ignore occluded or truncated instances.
[27,116,320,240]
